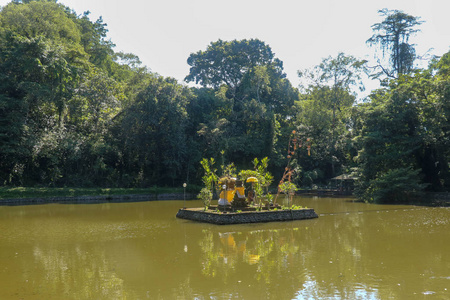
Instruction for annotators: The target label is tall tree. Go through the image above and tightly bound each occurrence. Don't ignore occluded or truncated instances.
[367,8,423,78]
[0,0,124,186]
[297,53,366,180]
[352,51,450,202]
[299,52,366,121]
[75,12,115,72]
[186,39,298,170]
[117,76,193,186]
[185,39,283,95]
[353,86,424,203]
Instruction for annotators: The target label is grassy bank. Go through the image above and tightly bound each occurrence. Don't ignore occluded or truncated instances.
[0,186,190,200]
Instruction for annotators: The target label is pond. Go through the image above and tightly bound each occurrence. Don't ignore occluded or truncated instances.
[0,196,449,299]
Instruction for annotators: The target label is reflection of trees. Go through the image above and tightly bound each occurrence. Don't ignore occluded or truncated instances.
[199,229,223,278]
[197,197,450,299]
[2,198,450,299]
[198,225,309,299]
[293,198,450,300]
[29,245,129,299]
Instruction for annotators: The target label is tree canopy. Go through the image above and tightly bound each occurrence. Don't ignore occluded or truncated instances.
[185,39,284,91]
[367,8,423,78]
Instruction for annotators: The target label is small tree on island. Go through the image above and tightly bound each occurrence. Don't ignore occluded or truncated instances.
[279,181,298,207]
[197,188,213,211]
[198,158,218,210]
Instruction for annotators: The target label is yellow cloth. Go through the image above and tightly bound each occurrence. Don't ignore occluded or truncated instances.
[235,187,245,198]
[219,190,235,203]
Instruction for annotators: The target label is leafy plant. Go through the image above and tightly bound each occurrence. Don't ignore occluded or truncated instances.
[221,161,237,178]
[362,167,427,203]
[291,205,303,210]
[279,181,298,195]
[279,181,298,207]
[197,187,213,210]
[200,158,218,195]
[239,157,274,210]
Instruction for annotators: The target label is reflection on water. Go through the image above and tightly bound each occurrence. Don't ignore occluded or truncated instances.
[0,197,449,299]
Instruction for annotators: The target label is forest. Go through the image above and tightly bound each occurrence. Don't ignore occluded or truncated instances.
[1,1,450,203]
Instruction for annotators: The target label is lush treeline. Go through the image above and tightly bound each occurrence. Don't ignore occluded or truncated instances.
[1,1,450,203]
[0,0,296,189]
[353,56,450,202]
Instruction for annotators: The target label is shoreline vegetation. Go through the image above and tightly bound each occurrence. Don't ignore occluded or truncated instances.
[0,186,198,201]
[1,187,449,207]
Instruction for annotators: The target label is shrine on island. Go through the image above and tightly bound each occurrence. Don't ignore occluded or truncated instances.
[176,130,318,225]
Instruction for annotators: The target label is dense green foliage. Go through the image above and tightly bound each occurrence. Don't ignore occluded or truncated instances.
[186,38,298,170]
[0,186,184,199]
[1,2,450,203]
[353,58,450,202]
[297,53,366,182]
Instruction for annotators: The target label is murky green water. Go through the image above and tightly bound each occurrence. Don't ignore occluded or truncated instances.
[0,196,449,299]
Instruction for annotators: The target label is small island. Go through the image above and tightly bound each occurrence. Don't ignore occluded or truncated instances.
[176,154,318,225]
[176,206,318,225]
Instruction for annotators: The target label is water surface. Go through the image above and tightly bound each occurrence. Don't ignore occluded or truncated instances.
[0,197,449,299]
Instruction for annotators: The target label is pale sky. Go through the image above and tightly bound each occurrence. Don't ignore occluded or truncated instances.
[1,0,450,95]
